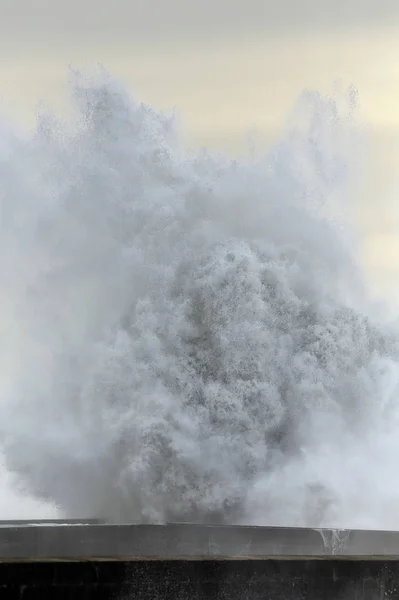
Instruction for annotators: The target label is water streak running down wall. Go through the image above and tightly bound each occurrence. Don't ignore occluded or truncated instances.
[0,68,398,529]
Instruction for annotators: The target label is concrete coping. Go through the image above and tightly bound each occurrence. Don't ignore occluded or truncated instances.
[0,522,399,562]
[0,519,105,526]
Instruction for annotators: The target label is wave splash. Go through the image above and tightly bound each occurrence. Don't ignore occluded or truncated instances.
[0,68,398,528]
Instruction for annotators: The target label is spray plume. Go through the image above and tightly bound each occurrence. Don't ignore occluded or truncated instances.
[0,68,397,528]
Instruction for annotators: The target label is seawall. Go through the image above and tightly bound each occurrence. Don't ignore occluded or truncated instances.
[1,520,398,599]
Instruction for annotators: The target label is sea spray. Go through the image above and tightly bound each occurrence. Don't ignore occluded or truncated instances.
[0,68,398,528]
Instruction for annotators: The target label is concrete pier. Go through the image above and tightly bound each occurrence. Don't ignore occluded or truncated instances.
[1,521,399,598]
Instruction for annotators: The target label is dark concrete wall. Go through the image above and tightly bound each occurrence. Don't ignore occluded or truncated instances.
[1,559,399,600]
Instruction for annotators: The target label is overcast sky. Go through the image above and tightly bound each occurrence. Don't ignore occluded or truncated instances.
[1,0,399,41]
[1,0,399,297]
[1,0,398,176]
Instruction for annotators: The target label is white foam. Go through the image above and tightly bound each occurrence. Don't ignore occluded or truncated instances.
[0,67,397,529]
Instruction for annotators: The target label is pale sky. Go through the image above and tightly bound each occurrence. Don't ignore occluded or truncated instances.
[1,0,399,300]
[1,0,399,140]
[1,0,399,39]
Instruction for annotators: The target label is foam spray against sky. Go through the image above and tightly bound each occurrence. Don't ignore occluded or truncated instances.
[0,67,398,528]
